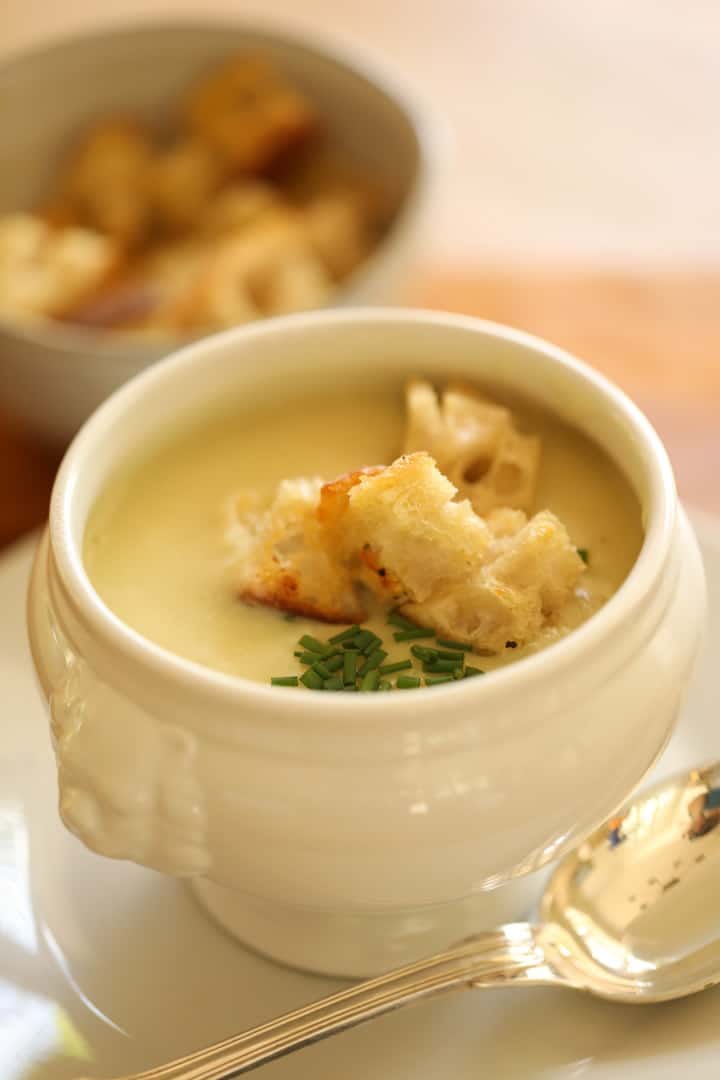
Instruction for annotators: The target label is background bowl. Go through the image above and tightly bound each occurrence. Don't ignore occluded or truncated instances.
[0,22,433,444]
[28,309,706,976]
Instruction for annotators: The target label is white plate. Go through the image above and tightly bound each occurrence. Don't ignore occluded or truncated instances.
[2,511,719,1080]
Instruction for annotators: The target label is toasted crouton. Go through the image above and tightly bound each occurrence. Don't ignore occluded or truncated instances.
[58,119,153,247]
[404,380,540,515]
[338,452,583,651]
[226,476,363,623]
[226,451,584,650]
[0,212,118,320]
[343,452,492,604]
[401,507,584,652]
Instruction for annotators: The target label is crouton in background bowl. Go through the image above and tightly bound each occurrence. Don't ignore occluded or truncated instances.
[28,308,706,977]
[0,22,434,444]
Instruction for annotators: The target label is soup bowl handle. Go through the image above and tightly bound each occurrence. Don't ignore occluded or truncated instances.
[28,531,212,877]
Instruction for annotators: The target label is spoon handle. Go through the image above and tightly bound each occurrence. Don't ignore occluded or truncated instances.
[110,925,540,1079]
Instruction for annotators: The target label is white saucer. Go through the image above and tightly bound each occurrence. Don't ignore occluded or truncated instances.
[2,511,719,1080]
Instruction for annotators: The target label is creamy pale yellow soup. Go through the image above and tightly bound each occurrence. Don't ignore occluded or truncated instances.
[84,388,643,683]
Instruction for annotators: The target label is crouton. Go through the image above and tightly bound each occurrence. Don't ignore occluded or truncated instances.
[0,212,117,320]
[148,139,226,233]
[343,452,492,604]
[226,476,363,623]
[402,507,584,652]
[404,380,540,514]
[185,55,317,173]
[58,119,153,247]
[226,452,584,651]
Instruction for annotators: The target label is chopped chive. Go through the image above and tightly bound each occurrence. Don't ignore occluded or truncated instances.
[329,625,361,644]
[297,650,322,665]
[396,675,421,689]
[343,639,360,649]
[300,668,324,690]
[453,667,465,679]
[312,660,333,679]
[271,675,299,686]
[378,679,393,691]
[361,633,383,655]
[393,628,435,642]
[378,659,412,675]
[436,650,465,663]
[411,645,438,663]
[343,651,358,685]
[387,611,420,631]
[299,635,333,656]
[360,669,381,691]
[324,653,344,673]
[424,659,463,673]
[323,676,344,690]
[352,629,375,651]
[343,684,359,692]
[436,638,472,652]
[357,649,387,675]
[464,666,485,678]
[425,674,454,685]
[577,548,590,565]
[293,650,304,658]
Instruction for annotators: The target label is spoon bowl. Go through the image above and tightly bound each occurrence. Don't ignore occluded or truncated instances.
[538,759,720,1002]
[102,761,720,1079]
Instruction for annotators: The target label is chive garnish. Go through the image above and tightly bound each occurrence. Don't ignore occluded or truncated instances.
[396,675,421,689]
[464,666,485,677]
[577,548,590,565]
[436,650,465,663]
[425,674,454,685]
[352,629,375,652]
[343,651,358,685]
[361,633,383,656]
[297,650,322,665]
[357,649,387,675]
[312,660,333,679]
[300,668,324,690]
[299,635,333,656]
[329,625,361,644]
[378,679,393,691]
[343,684,358,692]
[436,638,472,652]
[324,653,344,673]
[378,659,412,675]
[271,676,299,686]
[424,659,463,673]
[393,628,435,642]
[323,676,344,690]
[411,645,438,663]
[360,669,381,692]
[387,611,420,631]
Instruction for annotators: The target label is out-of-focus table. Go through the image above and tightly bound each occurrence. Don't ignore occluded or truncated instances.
[1,267,717,550]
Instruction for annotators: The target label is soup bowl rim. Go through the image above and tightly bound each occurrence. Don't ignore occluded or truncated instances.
[47,306,676,722]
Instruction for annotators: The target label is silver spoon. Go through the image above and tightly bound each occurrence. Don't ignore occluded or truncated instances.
[101,760,720,1080]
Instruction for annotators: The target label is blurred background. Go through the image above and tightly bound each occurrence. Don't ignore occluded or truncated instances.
[2,0,719,545]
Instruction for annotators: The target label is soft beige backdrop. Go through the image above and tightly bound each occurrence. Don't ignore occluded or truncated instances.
[4,1,720,269]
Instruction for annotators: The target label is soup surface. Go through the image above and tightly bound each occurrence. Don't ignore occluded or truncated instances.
[84,387,643,683]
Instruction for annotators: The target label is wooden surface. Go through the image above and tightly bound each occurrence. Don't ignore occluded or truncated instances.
[1,268,718,551]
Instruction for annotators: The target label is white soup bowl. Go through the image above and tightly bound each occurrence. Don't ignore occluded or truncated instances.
[27,309,706,976]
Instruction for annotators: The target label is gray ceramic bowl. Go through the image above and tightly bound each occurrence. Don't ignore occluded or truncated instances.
[0,22,434,444]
